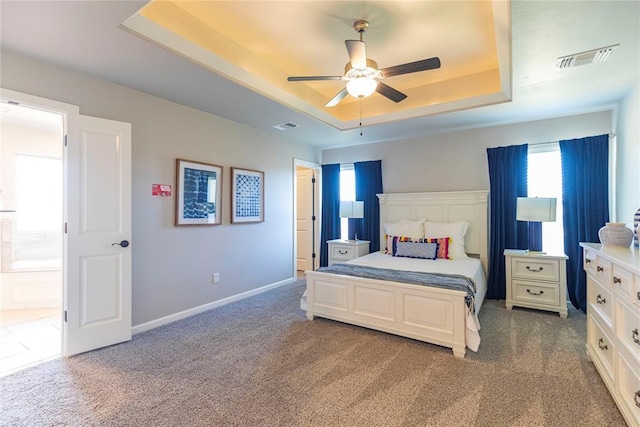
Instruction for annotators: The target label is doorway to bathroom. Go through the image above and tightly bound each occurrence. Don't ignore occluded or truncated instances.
[0,103,64,376]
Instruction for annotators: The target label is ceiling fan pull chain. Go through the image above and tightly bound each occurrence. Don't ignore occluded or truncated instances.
[360,100,363,136]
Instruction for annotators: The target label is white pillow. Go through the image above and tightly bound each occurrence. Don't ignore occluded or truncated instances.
[383,219,425,239]
[423,221,469,259]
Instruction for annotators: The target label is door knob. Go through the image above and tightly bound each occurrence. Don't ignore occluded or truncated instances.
[112,240,129,248]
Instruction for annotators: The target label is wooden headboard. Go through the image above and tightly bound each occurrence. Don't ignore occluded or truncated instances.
[377,190,490,273]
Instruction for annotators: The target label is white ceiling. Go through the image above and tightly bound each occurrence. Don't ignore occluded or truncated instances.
[1,1,638,149]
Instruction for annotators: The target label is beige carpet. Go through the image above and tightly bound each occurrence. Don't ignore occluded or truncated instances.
[0,280,626,426]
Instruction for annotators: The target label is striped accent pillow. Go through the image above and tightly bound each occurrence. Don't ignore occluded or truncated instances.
[425,237,451,259]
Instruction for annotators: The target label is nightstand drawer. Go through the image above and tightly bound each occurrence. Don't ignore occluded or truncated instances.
[511,257,560,282]
[511,279,560,306]
[331,245,356,260]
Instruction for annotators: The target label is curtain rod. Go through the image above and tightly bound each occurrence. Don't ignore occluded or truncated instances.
[529,132,616,147]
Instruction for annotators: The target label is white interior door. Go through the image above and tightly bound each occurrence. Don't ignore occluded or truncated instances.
[64,114,132,356]
[296,168,314,271]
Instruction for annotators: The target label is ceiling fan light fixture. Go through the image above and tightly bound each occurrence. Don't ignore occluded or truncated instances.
[346,77,378,98]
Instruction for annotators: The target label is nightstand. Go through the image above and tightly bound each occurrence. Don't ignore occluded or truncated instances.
[327,239,370,265]
[504,249,568,318]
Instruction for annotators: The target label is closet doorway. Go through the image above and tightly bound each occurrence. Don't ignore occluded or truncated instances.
[0,103,64,376]
[294,160,320,280]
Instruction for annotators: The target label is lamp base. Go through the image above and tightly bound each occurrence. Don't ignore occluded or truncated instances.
[527,221,543,252]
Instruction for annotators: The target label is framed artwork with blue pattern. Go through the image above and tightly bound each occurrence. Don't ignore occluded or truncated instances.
[231,167,264,223]
[175,159,222,226]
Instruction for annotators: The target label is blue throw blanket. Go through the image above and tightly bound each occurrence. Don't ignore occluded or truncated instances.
[317,263,476,313]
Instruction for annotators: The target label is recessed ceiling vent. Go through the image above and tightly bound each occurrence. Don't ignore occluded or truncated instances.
[556,44,619,70]
[271,122,299,131]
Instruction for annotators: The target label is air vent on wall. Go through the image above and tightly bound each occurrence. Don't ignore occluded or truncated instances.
[556,44,619,70]
[271,122,299,131]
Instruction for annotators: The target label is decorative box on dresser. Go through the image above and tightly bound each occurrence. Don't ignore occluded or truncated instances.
[327,239,369,266]
[581,242,640,427]
[504,249,568,318]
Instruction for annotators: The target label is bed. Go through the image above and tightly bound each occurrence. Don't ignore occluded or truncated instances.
[304,190,489,358]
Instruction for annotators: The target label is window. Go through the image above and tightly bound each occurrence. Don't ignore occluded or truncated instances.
[4,154,63,271]
[528,144,564,253]
[16,154,62,232]
[339,165,355,240]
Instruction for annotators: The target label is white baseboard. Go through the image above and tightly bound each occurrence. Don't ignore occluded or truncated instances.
[131,277,297,335]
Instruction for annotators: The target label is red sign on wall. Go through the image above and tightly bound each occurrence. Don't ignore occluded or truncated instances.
[152,184,172,197]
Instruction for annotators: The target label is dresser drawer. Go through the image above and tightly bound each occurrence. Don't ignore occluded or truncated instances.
[331,244,355,260]
[583,248,598,275]
[616,351,640,424]
[588,276,614,327]
[612,263,636,302]
[594,257,613,284]
[588,314,616,383]
[511,257,560,282]
[511,279,559,306]
[615,297,640,362]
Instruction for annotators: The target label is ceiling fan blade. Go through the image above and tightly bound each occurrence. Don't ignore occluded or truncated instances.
[325,87,349,108]
[376,82,407,103]
[345,40,366,69]
[380,57,441,78]
[288,76,343,82]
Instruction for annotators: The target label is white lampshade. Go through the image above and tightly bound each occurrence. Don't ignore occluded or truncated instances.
[346,77,378,99]
[516,197,557,222]
[340,201,364,219]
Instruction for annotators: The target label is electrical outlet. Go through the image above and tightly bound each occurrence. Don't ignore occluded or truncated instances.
[212,273,220,284]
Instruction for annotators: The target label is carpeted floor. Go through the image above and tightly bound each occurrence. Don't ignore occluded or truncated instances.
[0,280,626,426]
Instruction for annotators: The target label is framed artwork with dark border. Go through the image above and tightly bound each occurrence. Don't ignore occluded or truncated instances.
[231,167,264,223]
[175,159,223,226]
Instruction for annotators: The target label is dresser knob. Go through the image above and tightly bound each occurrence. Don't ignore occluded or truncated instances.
[526,266,544,272]
[637,291,640,301]
[585,258,592,263]
[633,329,640,346]
[613,276,621,284]
[596,294,606,304]
[526,289,544,296]
[636,391,640,408]
[598,338,608,351]
[596,266,604,272]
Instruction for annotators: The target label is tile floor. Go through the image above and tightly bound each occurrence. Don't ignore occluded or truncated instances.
[0,307,61,377]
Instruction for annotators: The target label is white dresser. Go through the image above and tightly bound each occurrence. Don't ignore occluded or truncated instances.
[327,239,369,266]
[581,242,640,427]
[504,249,568,318]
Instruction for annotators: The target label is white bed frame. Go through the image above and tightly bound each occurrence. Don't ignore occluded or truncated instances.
[305,190,489,358]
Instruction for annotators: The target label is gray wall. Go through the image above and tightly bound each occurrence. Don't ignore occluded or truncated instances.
[616,83,640,226]
[1,51,320,326]
[322,109,640,227]
[322,111,614,193]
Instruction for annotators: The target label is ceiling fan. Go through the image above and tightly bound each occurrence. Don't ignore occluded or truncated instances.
[287,20,441,108]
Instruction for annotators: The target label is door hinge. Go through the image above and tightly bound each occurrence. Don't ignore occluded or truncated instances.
[64,310,68,322]
[312,215,316,221]
[312,253,316,259]
[311,177,316,184]
[64,222,68,234]
[64,134,68,146]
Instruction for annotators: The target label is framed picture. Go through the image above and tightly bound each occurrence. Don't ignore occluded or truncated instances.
[231,167,264,223]
[175,159,222,226]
